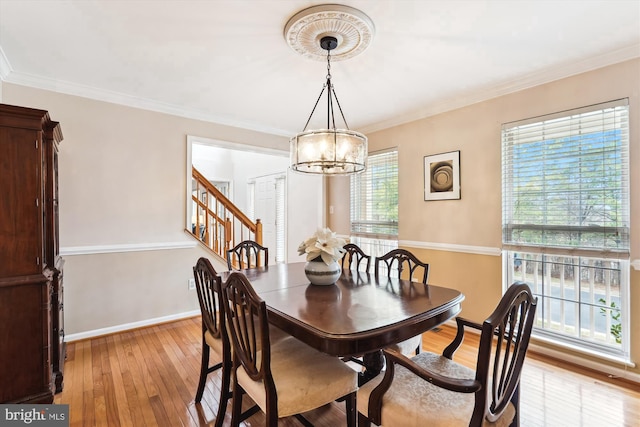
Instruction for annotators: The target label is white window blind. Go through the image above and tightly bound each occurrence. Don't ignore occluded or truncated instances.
[350,149,398,238]
[502,99,630,257]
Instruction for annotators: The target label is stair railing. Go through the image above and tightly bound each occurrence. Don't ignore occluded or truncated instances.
[190,166,262,262]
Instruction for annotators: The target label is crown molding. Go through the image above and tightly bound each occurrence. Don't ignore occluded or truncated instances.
[360,43,640,134]
[0,46,12,81]
[1,42,637,136]
[1,67,292,137]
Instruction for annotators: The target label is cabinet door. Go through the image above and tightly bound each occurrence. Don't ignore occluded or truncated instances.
[0,127,43,276]
[0,280,52,403]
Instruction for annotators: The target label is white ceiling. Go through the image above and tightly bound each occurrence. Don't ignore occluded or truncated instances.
[0,0,638,137]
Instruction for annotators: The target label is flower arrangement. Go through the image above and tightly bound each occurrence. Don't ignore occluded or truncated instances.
[298,227,346,265]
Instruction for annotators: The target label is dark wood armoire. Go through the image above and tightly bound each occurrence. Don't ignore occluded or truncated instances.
[0,104,65,403]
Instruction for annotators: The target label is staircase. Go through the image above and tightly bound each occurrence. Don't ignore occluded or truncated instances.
[189,166,262,264]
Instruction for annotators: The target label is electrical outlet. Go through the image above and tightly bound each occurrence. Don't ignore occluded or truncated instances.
[188,278,196,290]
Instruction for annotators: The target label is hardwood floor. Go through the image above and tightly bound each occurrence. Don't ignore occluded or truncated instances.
[54,317,640,426]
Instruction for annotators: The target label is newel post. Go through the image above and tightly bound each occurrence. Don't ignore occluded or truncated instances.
[255,219,263,246]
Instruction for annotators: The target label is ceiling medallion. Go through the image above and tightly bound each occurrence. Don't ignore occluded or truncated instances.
[284,4,375,61]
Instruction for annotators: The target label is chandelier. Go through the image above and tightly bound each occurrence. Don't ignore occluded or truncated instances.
[284,4,374,175]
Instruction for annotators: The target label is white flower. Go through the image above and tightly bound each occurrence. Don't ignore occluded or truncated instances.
[298,227,346,265]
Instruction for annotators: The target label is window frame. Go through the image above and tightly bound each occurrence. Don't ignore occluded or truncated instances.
[350,148,399,240]
[501,99,630,361]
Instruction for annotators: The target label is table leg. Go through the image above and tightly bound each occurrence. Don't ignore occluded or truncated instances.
[358,350,384,386]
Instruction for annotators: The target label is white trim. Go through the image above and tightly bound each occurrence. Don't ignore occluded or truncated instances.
[187,135,288,157]
[60,241,196,256]
[530,334,635,368]
[631,259,640,270]
[442,319,640,384]
[0,45,12,81]
[528,341,639,384]
[65,310,200,342]
[2,42,636,137]
[3,71,291,137]
[400,240,502,256]
[360,43,640,133]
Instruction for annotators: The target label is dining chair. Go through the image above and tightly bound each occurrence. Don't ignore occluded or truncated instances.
[192,257,230,427]
[357,282,538,427]
[226,240,268,270]
[341,243,371,272]
[219,271,358,427]
[374,248,430,356]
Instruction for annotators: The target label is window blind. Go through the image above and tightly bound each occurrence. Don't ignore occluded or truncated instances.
[350,149,398,238]
[501,99,629,257]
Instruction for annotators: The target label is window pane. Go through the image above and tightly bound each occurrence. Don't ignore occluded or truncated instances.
[350,149,398,238]
[502,99,629,255]
[503,100,629,359]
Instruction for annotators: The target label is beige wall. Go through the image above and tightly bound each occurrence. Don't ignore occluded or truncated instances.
[3,83,288,337]
[4,58,639,378]
[329,58,640,378]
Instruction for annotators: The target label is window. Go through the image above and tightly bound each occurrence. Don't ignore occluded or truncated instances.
[350,149,398,257]
[502,99,630,360]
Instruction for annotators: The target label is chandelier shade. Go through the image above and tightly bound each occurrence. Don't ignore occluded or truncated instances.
[290,128,367,175]
[286,5,373,175]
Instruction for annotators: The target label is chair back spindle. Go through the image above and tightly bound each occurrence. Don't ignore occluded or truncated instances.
[341,243,372,272]
[374,248,429,284]
[227,240,269,270]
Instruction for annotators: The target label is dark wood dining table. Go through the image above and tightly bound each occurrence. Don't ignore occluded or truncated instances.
[219,262,464,383]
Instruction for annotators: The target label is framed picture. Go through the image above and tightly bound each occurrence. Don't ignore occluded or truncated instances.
[424,150,460,201]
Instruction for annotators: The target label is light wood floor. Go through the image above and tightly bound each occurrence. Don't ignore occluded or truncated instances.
[54,317,640,426]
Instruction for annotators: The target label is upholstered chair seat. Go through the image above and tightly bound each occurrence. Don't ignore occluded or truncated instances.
[192,257,230,427]
[357,283,537,427]
[358,352,516,426]
[237,335,358,418]
[220,271,358,426]
[386,335,423,357]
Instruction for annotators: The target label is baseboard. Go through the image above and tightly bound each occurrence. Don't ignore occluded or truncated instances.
[64,310,201,342]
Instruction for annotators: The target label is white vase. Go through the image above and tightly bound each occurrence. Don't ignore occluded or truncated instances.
[304,258,341,286]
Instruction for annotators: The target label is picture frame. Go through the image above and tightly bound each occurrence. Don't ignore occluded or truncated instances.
[424,150,460,201]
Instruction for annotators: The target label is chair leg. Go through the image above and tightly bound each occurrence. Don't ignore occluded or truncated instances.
[508,384,521,427]
[230,381,244,427]
[195,340,210,402]
[345,392,356,427]
[214,358,232,427]
[358,411,372,427]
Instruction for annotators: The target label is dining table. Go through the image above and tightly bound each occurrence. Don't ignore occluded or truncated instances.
[218,262,465,384]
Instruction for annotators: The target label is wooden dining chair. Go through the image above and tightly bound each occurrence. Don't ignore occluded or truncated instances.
[226,240,268,270]
[192,257,231,427]
[375,248,429,285]
[341,243,371,272]
[357,282,538,427]
[375,248,430,356]
[219,271,358,427]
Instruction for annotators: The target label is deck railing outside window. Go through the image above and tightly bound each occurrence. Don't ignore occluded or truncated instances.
[501,99,630,361]
[506,252,627,357]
